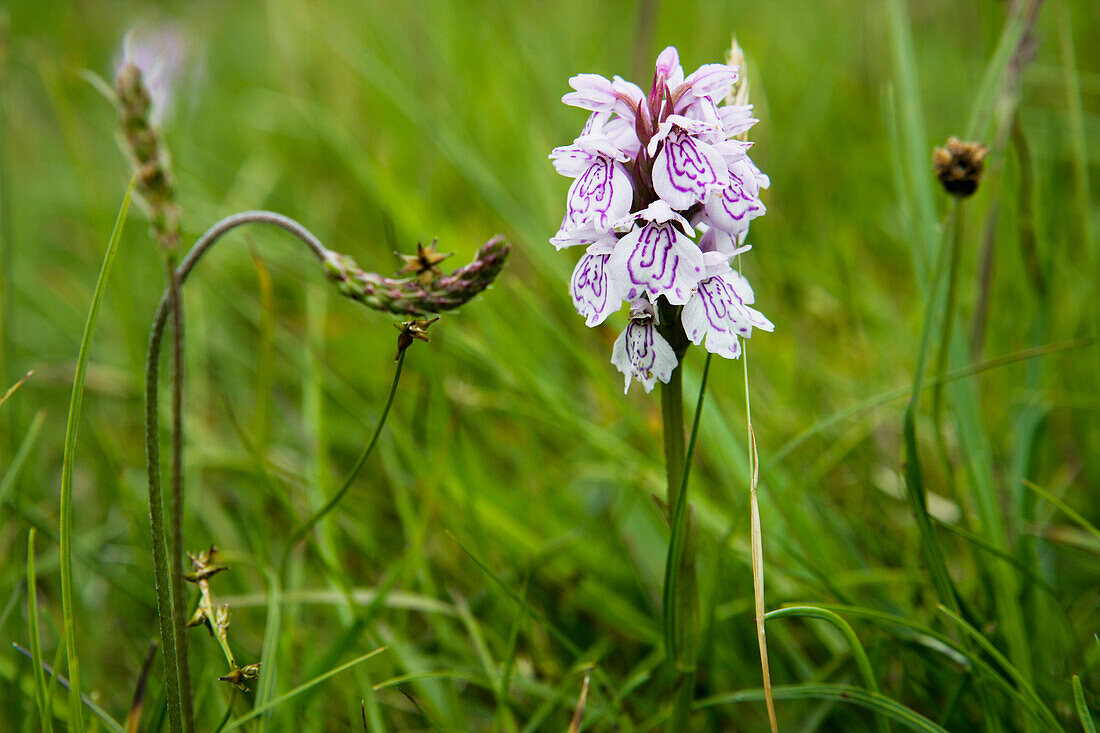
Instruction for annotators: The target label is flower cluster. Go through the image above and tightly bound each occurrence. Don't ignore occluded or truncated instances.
[551,46,772,393]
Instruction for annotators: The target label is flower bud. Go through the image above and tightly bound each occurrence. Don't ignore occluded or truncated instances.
[933,137,990,198]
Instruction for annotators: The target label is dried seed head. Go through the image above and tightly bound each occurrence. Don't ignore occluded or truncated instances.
[323,235,510,317]
[933,137,990,198]
[219,662,261,692]
[397,239,454,285]
[395,316,440,361]
[115,60,182,251]
[726,36,750,109]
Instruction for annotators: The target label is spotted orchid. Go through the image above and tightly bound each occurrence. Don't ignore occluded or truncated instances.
[551,45,771,392]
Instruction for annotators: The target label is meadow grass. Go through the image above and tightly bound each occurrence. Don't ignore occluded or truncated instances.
[1,0,1098,730]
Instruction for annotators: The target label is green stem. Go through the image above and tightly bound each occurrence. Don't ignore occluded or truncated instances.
[163,252,194,733]
[664,352,711,731]
[145,211,330,733]
[660,363,685,515]
[281,350,407,569]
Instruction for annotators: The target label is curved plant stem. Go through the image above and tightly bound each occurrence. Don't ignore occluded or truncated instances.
[281,350,407,569]
[145,211,329,733]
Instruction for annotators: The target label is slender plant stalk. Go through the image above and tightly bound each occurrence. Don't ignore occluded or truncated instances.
[282,350,407,568]
[163,251,194,733]
[145,211,330,733]
[736,245,778,733]
[932,205,964,430]
[60,179,134,733]
[660,361,686,515]
[665,353,711,731]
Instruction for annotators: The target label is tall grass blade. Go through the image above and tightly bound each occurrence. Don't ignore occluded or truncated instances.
[11,643,128,733]
[27,528,54,733]
[221,648,387,731]
[1073,675,1097,733]
[0,409,45,508]
[936,605,1063,732]
[765,605,889,733]
[59,177,134,733]
[257,567,283,732]
[695,683,950,733]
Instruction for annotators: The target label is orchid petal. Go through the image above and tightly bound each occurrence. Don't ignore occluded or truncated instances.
[652,128,729,210]
[611,314,677,394]
[560,157,634,234]
[608,221,705,305]
[570,241,622,327]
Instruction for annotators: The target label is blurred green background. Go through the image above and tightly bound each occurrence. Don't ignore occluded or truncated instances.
[1,0,1098,730]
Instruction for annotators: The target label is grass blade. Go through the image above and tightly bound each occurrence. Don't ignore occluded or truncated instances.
[27,528,54,732]
[59,176,134,733]
[221,647,387,731]
[764,605,888,733]
[695,683,950,733]
[12,643,128,733]
[1073,675,1097,733]
[0,409,45,508]
[936,605,1063,732]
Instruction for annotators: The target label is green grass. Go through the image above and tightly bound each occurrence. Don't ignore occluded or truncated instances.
[1,0,1098,730]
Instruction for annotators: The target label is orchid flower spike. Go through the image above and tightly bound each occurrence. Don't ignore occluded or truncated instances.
[552,44,772,391]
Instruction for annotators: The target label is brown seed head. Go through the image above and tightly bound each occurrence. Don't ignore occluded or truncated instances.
[933,137,990,197]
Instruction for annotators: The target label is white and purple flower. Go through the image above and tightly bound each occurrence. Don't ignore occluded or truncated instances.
[551,44,772,392]
[611,300,678,394]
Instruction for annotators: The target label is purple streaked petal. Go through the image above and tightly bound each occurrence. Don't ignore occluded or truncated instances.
[611,317,677,394]
[570,249,621,326]
[562,157,634,233]
[704,176,766,237]
[681,271,773,360]
[608,221,705,305]
[652,129,729,210]
[550,222,602,250]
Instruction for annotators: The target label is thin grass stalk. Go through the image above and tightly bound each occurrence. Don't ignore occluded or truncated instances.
[59,179,133,733]
[145,211,329,733]
[737,242,778,732]
[931,205,965,504]
[281,350,407,567]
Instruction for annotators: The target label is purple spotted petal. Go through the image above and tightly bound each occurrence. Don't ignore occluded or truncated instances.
[570,249,620,326]
[608,222,705,305]
[560,157,634,234]
[611,318,677,394]
[682,272,774,359]
[652,128,729,210]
